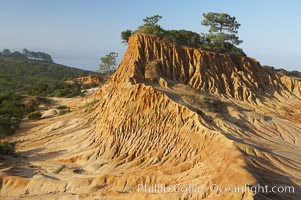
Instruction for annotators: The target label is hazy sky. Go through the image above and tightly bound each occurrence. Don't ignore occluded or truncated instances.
[1,0,300,71]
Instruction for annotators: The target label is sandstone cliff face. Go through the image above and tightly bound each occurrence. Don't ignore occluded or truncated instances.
[66,75,103,85]
[75,75,103,85]
[114,34,301,103]
[1,34,300,200]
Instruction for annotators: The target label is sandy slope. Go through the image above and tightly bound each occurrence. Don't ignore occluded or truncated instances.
[0,82,300,200]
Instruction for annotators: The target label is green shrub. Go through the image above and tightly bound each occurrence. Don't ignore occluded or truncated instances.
[203,97,222,113]
[56,105,69,110]
[163,30,202,48]
[25,105,35,113]
[0,141,15,155]
[56,105,71,115]
[121,29,133,44]
[28,111,42,120]
[0,93,23,136]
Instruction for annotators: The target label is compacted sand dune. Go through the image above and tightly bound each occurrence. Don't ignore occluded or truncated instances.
[1,34,300,200]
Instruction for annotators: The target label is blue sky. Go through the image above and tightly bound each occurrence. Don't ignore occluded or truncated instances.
[0,0,300,71]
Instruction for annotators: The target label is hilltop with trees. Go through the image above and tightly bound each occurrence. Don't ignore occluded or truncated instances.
[0,58,101,97]
[0,48,53,63]
[121,12,245,57]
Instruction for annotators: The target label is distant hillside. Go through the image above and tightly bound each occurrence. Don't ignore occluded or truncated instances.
[0,57,100,97]
[0,48,53,63]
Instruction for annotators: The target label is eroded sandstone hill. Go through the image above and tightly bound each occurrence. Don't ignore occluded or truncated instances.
[65,75,104,85]
[113,34,301,103]
[1,34,300,200]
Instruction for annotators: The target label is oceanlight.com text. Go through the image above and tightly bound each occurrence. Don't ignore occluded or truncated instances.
[137,183,295,196]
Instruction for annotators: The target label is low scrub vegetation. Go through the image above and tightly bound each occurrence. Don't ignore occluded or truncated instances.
[202,97,223,113]
[56,105,69,110]
[56,105,71,115]
[181,93,223,113]
[0,141,15,155]
[0,58,100,98]
[0,93,24,136]
[28,111,42,120]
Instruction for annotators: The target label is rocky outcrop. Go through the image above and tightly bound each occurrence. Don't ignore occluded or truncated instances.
[66,75,103,85]
[114,34,301,103]
[75,75,103,85]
